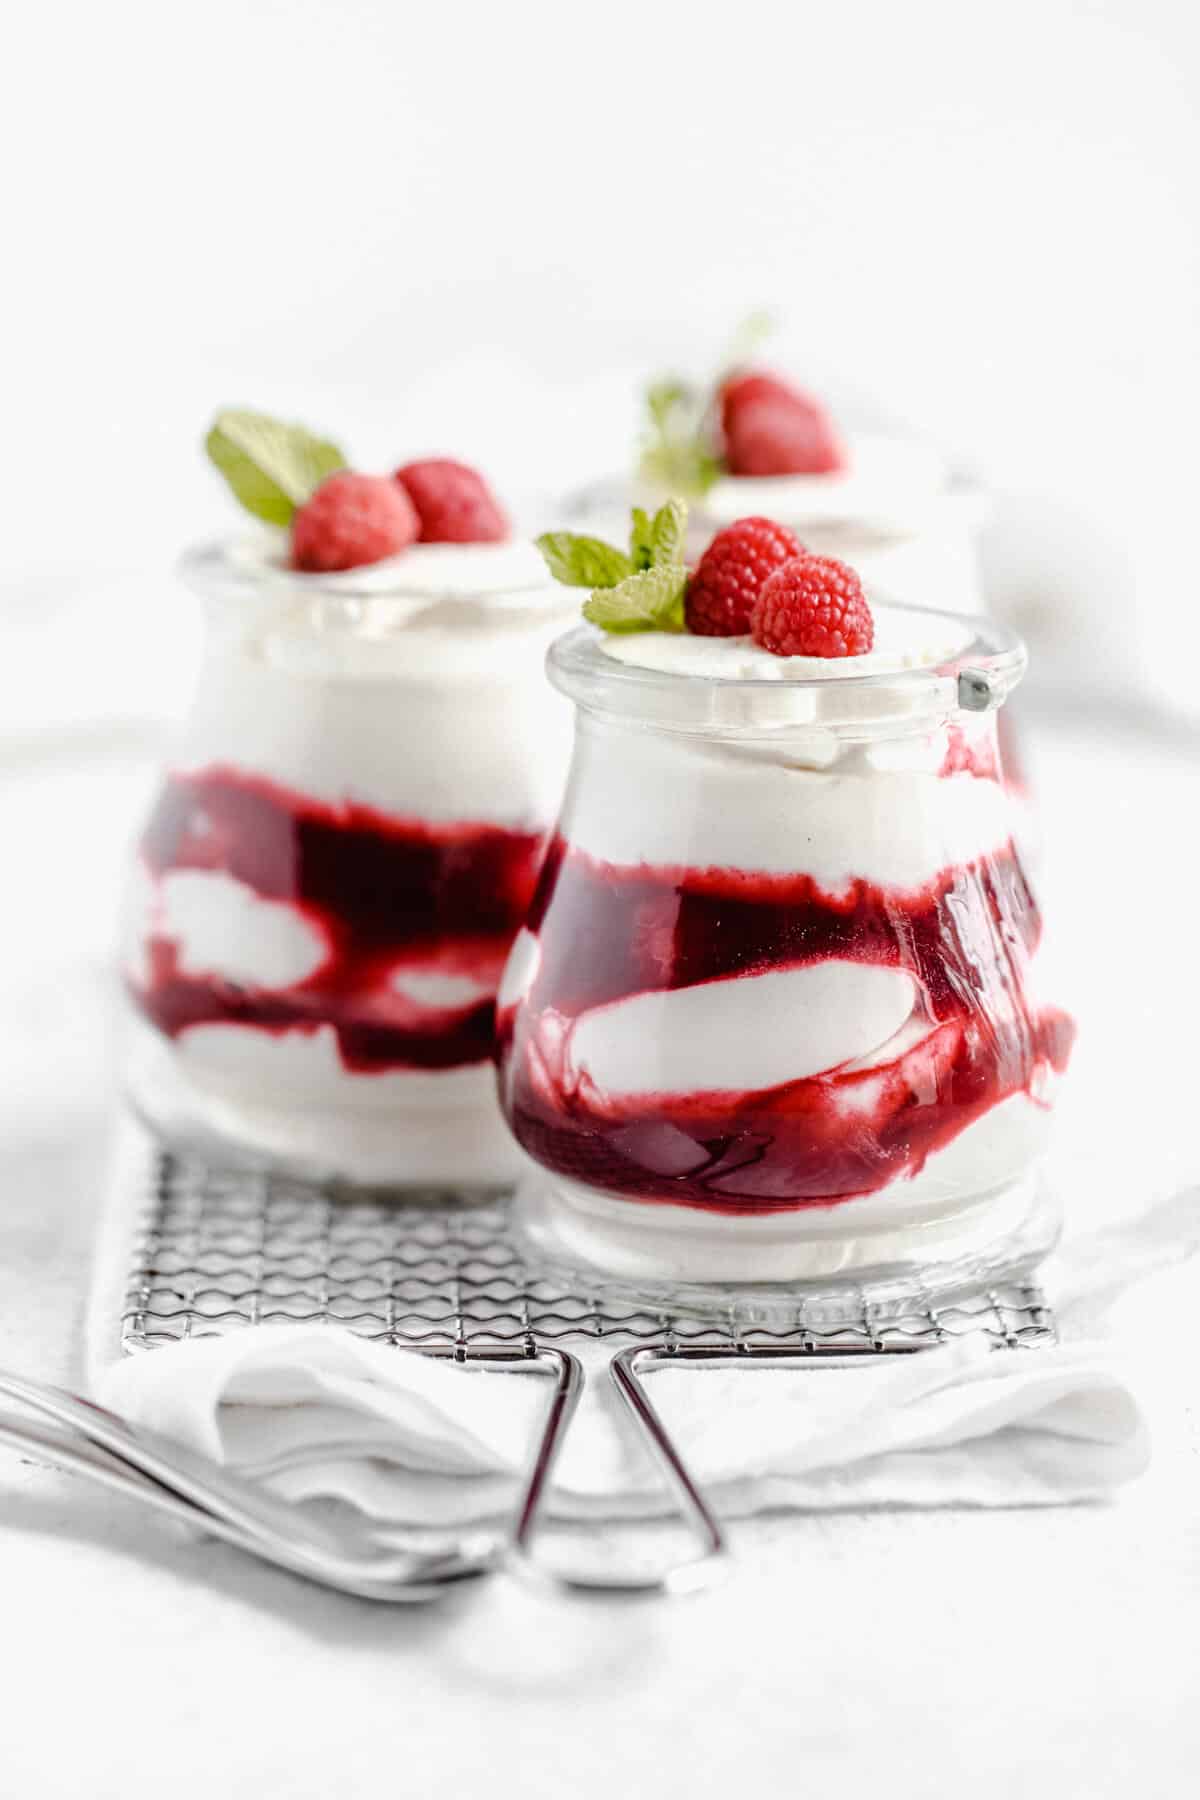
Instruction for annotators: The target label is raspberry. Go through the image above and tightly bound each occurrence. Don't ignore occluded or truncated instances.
[721,370,847,476]
[291,471,419,572]
[719,370,798,434]
[751,554,874,658]
[684,516,805,637]
[394,459,509,543]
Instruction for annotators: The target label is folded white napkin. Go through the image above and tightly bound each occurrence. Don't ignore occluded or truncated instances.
[91,1187,1200,1524]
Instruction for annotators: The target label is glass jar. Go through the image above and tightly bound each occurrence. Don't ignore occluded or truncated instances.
[122,535,573,1188]
[670,441,989,612]
[567,433,990,616]
[496,604,1073,1303]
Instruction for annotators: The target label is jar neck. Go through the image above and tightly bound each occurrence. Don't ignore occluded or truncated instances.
[547,615,1025,745]
[179,535,574,664]
[569,702,996,778]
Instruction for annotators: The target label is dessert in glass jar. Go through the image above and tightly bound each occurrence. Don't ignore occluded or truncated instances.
[122,411,572,1187]
[498,505,1073,1300]
[601,326,989,615]
[631,341,1044,853]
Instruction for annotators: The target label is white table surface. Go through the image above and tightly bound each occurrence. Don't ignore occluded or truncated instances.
[1,597,1198,1796]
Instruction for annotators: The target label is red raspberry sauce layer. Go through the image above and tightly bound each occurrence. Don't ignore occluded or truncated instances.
[130,767,545,1073]
[496,837,1073,1213]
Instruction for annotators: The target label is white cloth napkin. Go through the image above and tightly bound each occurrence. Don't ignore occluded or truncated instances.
[90,1186,1200,1524]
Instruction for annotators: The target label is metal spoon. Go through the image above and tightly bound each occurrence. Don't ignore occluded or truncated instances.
[0,1346,583,1603]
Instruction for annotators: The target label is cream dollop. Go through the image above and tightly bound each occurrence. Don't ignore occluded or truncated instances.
[598,601,973,682]
[225,531,556,601]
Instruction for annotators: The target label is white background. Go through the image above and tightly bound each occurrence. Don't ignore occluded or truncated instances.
[2,4,1199,1795]
[5,0,1200,704]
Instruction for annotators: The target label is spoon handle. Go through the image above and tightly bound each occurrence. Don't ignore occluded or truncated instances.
[0,1406,462,1601]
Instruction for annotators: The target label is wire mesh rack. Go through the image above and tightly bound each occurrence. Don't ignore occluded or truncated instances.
[115,1141,1058,1595]
[121,1147,1057,1357]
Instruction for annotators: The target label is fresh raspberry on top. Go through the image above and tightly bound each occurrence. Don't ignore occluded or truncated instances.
[719,370,799,434]
[751,554,874,658]
[394,459,509,543]
[725,394,847,477]
[291,471,419,573]
[719,369,847,477]
[685,516,805,637]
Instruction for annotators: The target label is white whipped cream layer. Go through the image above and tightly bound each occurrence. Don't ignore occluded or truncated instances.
[176,632,572,825]
[567,963,917,1100]
[390,970,492,1009]
[124,870,500,1023]
[172,1023,487,1108]
[173,536,575,825]
[153,871,328,988]
[698,434,949,536]
[226,530,556,602]
[128,1019,525,1185]
[598,602,973,683]
[560,721,1011,889]
[200,532,571,685]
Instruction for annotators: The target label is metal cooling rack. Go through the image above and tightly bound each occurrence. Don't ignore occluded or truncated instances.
[122,1149,1056,1356]
[117,1143,1057,1596]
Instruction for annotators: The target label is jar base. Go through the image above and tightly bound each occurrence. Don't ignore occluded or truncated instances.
[124,1020,521,1193]
[511,1170,1060,1322]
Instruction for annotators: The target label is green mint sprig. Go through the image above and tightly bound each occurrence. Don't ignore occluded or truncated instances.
[637,379,720,500]
[535,532,635,589]
[535,499,689,634]
[205,409,346,525]
[582,563,687,633]
[637,310,779,498]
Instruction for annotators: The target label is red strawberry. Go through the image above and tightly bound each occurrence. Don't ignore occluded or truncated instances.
[685,516,805,637]
[291,471,419,573]
[394,459,509,543]
[751,554,874,658]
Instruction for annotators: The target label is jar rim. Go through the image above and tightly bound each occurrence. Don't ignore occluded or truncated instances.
[546,600,1026,736]
[177,533,568,624]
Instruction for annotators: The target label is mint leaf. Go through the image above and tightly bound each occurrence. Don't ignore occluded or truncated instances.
[583,563,687,634]
[645,377,691,435]
[649,498,687,568]
[205,409,346,525]
[638,379,721,499]
[640,438,721,499]
[639,316,779,498]
[628,498,688,571]
[542,506,691,628]
[536,531,634,589]
[629,506,655,571]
